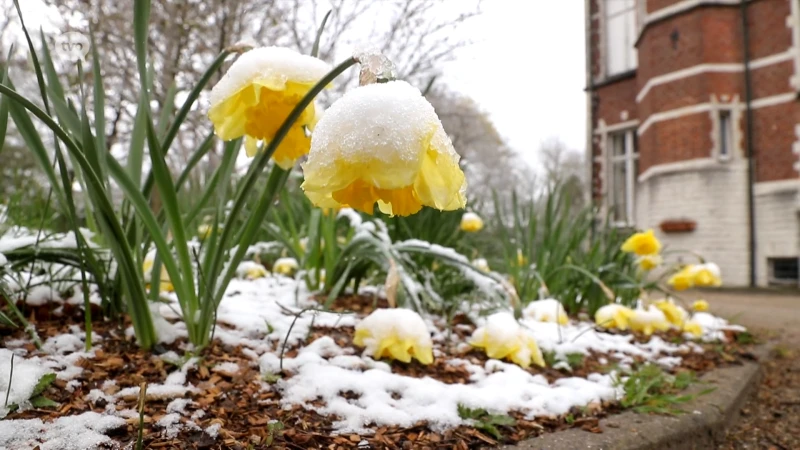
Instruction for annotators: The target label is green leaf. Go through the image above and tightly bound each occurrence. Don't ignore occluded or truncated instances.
[90,31,108,173]
[311,10,332,58]
[29,395,58,408]
[133,0,151,97]
[31,373,56,397]
[0,55,10,156]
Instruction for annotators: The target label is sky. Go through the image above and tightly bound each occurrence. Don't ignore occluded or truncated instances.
[442,0,588,168]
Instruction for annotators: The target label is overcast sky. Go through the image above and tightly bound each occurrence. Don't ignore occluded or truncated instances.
[442,0,588,168]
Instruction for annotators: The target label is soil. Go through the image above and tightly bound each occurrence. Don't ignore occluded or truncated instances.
[1,299,755,450]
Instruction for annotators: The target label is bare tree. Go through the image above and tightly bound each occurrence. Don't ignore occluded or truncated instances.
[539,137,586,207]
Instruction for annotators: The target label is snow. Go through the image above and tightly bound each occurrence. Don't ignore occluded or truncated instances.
[354,308,432,360]
[209,46,331,107]
[212,362,240,376]
[0,411,125,450]
[0,349,53,419]
[522,299,569,324]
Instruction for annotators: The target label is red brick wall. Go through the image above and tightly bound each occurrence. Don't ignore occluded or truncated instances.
[747,0,792,60]
[752,103,799,182]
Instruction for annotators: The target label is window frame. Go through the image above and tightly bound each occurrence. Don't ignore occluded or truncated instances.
[603,0,638,77]
[607,128,639,227]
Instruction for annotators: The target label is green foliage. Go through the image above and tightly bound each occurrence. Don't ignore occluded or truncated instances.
[457,404,516,440]
[616,364,714,415]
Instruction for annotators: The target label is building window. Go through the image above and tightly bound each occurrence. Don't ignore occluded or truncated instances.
[605,0,638,76]
[718,110,732,160]
[768,258,799,286]
[607,129,638,225]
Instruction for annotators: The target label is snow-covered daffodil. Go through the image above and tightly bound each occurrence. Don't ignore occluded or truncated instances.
[594,304,635,331]
[692,299,710,312]
[621,229,661,256]
[682,319,703,337]
[691,263,722,287]
[236,261,269,280]
[516,249,527,267]
[629,306,671,336]
[522,299,569,325]
[208,47,330,169]
[472,258,490,273]
[668,265,694,291]
[198,224,213,240]
[301,80,467,216]
[460,212,484,232]
[653,299,689,328]
[469,312,545,368]
[273,257,299,276]
[636,254,662,271]
[143,254,174,293]
[354,308,433,364]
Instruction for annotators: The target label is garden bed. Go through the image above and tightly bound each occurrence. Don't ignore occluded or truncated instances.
[0,277,755,450]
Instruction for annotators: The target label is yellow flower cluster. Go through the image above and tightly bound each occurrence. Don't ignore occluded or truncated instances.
[621,229,663,272]
[667,263,722,291]
[354,308,433,364]
[594,304,635,331]
[628,306,671,336]
[469,312,545,368]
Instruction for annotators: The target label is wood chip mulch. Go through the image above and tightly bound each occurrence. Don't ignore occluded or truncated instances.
[1,300,755,449]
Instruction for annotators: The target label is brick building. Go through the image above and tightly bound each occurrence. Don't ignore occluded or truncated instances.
[586,0,800,287]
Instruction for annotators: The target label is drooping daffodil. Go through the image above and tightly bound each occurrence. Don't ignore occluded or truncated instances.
[236,261,269,280]
[301,80,467,216]
[668,263,722,291]
[469,312,545,368]
[621,229,661,256]
[522,299,569,325]
[667,265,695,291]
[692,299,710,312]
[142,253,174,293]
[594,304,635,331]
[208,47,331,168]
[273,257,299,276]
[460,212,484,232]
[629,305,671,336]
[353,308,433,364]
[682,319,704,338]
[636,254,662,271]
[472,258,490,273]
[653,299,689,328]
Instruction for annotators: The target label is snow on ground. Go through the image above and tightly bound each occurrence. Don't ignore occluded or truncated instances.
[0,267,747,445]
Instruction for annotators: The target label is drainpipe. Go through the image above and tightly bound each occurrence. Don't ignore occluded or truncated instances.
[585,0,597,235]
[740,0,757,287]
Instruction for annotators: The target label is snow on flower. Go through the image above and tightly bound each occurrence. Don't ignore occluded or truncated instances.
[522,299,568,325]
[459,212,483,232]
[469,312,545,368]
[636,254,662,271]
[594,304,635,331]
[629,306,670,336]
[208,47,331,168]
[471,258,490,273]
[235,261,269,280]
[273,257,299,276]
[353,308,434,364]
[621,229,661,256]
[668,263,722,291]
[301,80,467,216]
[653,299,689,328]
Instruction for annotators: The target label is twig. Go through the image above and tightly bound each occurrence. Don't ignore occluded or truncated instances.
[135,382,147,450]
[4,353,13,407]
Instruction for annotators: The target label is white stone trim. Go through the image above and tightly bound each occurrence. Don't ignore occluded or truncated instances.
[637,157,720,182]
[636,52,795,103]
[708,94,743,161]
[793,124,800,174]
[750,92,797,109]
[638,103,714,135]
[593,119,639,134]
[754,179,800,196]
[789,0,800,91]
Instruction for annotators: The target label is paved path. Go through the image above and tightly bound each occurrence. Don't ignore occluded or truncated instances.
[686,288,800,341]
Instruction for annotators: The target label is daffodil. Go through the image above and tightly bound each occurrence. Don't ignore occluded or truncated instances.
[208,47,331,169]
[682,319,703,337]
[517,249,527,267]
[460,212,484,232]
[629,306,671,336]
[273,257,299,276]
[691,263,722,287]
[653,299,689,328]
[143,254,174,293]
[594,304,635,330]
[472,258,490,273]
[236,261,269,280]
[636,254,662,271]
[469,312,545,368]
[621,229,661,256]
[667,265,695,291]
[354,308,433,364]
[692,299,710,312]
[301,80,467,216]
[198,224,213,240]
[522,299,569,325]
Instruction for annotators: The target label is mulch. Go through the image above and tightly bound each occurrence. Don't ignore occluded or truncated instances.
[1,299,756,450]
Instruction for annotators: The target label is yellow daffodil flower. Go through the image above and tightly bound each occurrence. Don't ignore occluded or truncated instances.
[636,254,662,271]
[208,47,331,169]
[522,299,569,325]
[653,299,689,328]
[301,80,467,216]
[692,299,710,312]
[629,306,671,336]
[668,265,695,291]
[594,304,635,330]
[236,261,269,280]
[460,212,484,232]
[273,257,299,276]
[472,258,490,273]
[469,312,545,368]
[517,249,527,267]
[354,308,433,364]
[143,254,174,293]
[691,263,722,287]
[621,229,661,256]
[198,224,212,240]
[682,320,703,337]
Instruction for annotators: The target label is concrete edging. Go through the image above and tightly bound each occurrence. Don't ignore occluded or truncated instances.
[505,358,763,450]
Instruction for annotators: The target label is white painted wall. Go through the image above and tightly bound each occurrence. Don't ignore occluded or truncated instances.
[634,160,751,286]
[754,183,800,285]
